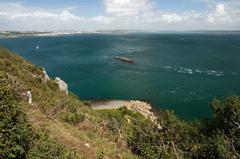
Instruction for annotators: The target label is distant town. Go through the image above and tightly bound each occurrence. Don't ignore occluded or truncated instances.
[0,30,130,38]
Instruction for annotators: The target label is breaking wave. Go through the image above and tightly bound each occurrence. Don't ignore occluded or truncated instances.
[161,65,226,77]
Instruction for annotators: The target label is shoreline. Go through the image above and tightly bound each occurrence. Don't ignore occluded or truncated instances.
[40,67,160,127]
[86,99,161,128]
[86,99,133,110]
[85,98,160,112]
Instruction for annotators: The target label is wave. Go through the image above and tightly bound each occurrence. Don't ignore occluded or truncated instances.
[161,65,226,77]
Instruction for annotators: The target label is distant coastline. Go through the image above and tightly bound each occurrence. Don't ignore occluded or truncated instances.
[0,30,129,38]
[1,30,240,38]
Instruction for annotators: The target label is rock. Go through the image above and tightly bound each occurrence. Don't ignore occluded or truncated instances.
[125,100,162,129]
[114,56,134,64]
[42,68,50,82]
[84,143,90,148]
[55,77,68,95]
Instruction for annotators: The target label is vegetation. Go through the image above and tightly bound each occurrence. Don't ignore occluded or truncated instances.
[126,98,240,159]
[0,86,31,158]
[0,85,77,159]
[0,47,138,158]
[0,47,240,158]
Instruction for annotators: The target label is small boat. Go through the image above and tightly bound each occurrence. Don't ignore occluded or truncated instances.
[36,45,39,50]
[114,56,134,64]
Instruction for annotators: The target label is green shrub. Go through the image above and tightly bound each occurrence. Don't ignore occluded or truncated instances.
[60,112,85,125]
[210,96,240,136]
[0,86,32,158]
[27,131,78,159]
[127,97,240,159]
[0,80,78,159]
[193,133,234,159]
[47,80,59,92]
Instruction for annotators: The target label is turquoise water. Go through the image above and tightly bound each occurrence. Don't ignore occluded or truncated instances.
[1,33,240,119]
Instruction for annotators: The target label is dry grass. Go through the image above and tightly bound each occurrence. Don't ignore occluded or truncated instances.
[25,105,137,159]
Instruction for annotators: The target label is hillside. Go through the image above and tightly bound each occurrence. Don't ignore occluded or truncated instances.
[0,47,240,159]
[0,47,141,159]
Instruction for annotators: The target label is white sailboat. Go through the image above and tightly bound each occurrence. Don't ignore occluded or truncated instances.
[36,45,39,50]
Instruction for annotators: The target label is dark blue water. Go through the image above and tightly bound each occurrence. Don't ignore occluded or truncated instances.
[1,33,240,119]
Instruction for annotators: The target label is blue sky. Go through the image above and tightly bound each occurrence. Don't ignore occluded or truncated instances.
[0,0,240,31]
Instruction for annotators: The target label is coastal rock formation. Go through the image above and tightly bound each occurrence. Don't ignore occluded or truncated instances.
[127,100,157,121]
[90,100,161,129]
[114,56,134,64]
[42,68,50,82]
[55,77,68,94]
[126,100,161,129]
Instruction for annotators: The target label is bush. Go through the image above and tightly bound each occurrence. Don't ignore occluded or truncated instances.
[0,82,78,159]
[0,86,32,158]
[127,97,240,159]
[60,112,85,125]
[193,133,234,159]
[210,96,240,136]
[96,107,145,135]
[127,110,201,159]
[47,80,59,92]
[27,131,78,159]
[202,96,240,158]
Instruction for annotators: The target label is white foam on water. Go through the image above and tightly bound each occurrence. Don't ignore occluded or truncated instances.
[162,66,173,70]
[169,90,176,94]
[183,68,193,74]
[161,65,225,77]
[195,69,203,74]
[206,70,224,76]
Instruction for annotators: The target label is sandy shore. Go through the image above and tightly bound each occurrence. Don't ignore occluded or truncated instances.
[87,100,131,110]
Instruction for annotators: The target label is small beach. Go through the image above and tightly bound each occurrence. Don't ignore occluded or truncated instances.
[88,100,132,110]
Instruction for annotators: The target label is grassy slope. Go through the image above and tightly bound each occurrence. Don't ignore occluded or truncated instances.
[0,47,139,159]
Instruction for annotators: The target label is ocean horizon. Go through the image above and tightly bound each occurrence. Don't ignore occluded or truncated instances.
[1,32,240,119]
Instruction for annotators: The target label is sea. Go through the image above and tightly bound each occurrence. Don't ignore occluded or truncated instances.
[1,32,240,119]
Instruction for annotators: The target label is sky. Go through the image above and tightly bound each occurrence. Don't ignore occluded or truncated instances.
[0,0,240,31]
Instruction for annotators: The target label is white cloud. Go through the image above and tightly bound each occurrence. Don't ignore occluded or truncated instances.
[0,1,240,31]
[161,14,185,23]
[216,4,225,14]
[0,12,7,16]
[206,3,239,23]
[0,2,113,31]
[93,15,113,24]
[10,10,82,21]
[104,0,153,17]
[0,2,82,21]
